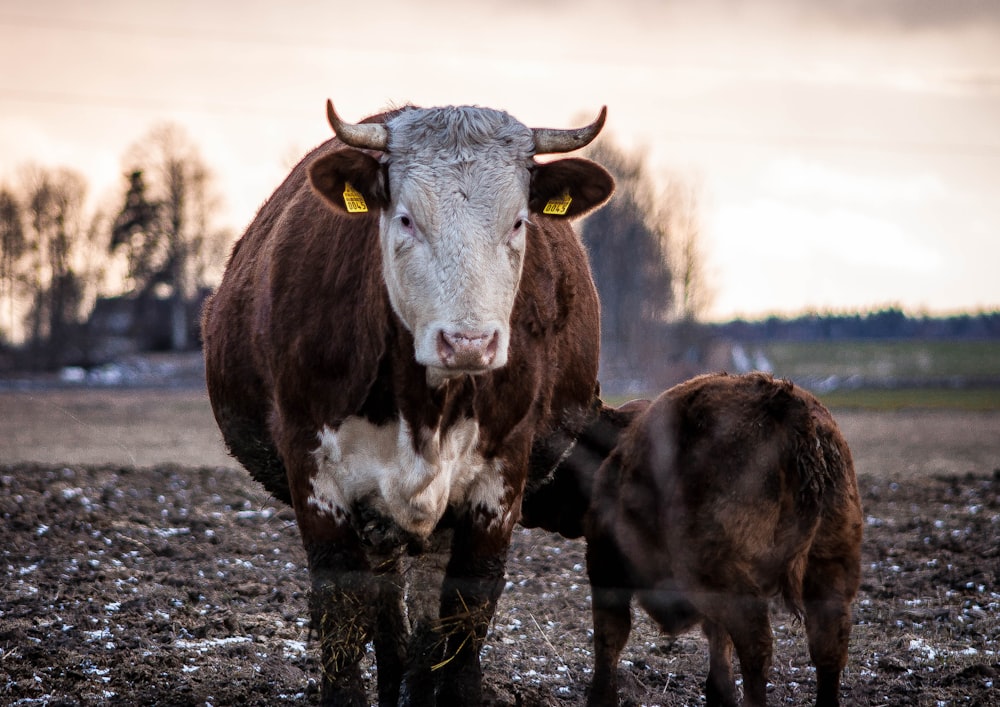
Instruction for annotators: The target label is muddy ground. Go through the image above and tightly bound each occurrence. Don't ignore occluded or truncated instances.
[1,390,998,705]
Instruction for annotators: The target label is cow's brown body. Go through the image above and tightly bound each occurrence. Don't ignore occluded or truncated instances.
[201,104,611,705]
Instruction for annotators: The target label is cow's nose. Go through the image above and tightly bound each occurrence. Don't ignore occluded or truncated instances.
[437,329,500,370]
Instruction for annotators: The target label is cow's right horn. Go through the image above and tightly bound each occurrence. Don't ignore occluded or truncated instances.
[326,100,389,152]
[532,106,607,154]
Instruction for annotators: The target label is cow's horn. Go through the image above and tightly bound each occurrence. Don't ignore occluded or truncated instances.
[326,99,389,152]
[532,106,607,155]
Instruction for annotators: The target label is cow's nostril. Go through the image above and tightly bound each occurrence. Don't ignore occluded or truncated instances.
[438,330,456,358]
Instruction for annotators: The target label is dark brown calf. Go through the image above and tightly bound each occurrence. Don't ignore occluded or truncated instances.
[583,372,863,707]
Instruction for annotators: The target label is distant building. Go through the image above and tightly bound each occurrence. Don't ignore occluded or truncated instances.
[87,288,210,360]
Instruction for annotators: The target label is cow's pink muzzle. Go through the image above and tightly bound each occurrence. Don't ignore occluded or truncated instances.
[436,329,501,371]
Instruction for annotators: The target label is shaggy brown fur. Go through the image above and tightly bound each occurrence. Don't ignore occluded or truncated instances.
[525,374,862,707]
[580,373,862,707]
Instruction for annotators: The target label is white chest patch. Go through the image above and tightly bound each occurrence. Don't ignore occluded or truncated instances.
[308,415,506,538]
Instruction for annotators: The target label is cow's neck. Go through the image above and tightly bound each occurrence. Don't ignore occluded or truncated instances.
[386,328,474,437]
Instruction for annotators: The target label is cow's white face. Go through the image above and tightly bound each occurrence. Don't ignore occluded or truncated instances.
[379,108,533,381]
[308,102,615,385]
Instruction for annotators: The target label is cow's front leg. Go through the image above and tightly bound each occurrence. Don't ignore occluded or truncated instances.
[398,529,452,707]
[434,510,512,707]
[284,436,377,707]
[371,550,407,707]
[299,514,375,706]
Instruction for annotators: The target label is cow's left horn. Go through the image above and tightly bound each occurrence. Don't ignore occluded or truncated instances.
[532,106,607,155]
[326,99,389,152]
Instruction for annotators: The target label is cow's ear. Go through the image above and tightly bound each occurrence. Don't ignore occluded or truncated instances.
[529,158,615,219]
[309,148,389,215]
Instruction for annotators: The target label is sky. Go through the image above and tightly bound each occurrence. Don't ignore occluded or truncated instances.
[1,0,999,321]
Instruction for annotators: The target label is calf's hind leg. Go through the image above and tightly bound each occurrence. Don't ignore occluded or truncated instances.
[709,596,773,707]
[702,620,740,707]
[803,557,859,707]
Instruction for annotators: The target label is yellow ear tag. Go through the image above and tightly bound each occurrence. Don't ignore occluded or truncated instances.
[342,182,368,213]
[542,192,572,216]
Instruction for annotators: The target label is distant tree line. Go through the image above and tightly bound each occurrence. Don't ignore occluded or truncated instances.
[577,136,999,389]
[711,308,1000,342]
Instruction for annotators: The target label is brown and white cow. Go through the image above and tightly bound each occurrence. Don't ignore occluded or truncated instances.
[201,100,613,705]
[526,372,863,706]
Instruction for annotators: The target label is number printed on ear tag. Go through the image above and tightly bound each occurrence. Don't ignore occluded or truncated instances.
[543,192,572,215]
[343,182,368,213]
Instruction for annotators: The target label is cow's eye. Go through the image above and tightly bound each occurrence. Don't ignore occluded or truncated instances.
[393,212,421,250]
[396,213,418,238]
[506,216,528,250]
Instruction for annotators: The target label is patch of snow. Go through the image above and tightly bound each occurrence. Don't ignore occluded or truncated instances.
[175,636,253,654]
[282,640,308,658]
[908,638,938,661]
[152,527,191,538]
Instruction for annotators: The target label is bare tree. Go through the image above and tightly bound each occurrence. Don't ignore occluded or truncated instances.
[659,173,713,323]
[0,187,26,344]
[15,165,96,367]
[580,137,673,390]
[113,123,230,350]
[111,169,163,292]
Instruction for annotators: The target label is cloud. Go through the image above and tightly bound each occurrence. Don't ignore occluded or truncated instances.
[652,0,1000,32]
[801,0,1000,31]
[760,158,947,204]
[708,195,944,316]
[718,197,940,270]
